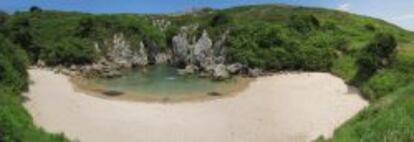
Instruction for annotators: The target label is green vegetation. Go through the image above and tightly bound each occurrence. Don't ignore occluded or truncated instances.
[317,83,414,142]
[0,35,68,142]
[0,4,414,142]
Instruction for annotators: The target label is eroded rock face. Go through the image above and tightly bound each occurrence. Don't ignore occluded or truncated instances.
[130,42,149,67]
[177,64,198,75]
[193,30,213,66]
[227,63,243,74]
[213,64,230,80]
[171,29,233,79]
[108,34,135,68]
[248,68,262,77]
[71,28,256,80]
[172,32,191,66]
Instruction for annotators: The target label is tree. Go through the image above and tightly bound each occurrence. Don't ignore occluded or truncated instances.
[287,15,320,33]
[210,12,232,27]
[76,17,95,38]
[29,6,42,13]
[0,11,8,25]
[41,38,96,65]
[352,33,397,85]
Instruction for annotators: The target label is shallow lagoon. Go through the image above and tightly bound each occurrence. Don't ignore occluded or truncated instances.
[84,65,248,101]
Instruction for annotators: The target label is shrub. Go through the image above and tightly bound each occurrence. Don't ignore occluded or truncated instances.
[357,32,397,74]
[210,12,232,27]
[0,35,28,91]
[41,37,96,65]
[287,15,320,33]
[29,6,43,13]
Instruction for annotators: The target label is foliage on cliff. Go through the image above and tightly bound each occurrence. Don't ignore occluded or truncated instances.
[0,4,414,142]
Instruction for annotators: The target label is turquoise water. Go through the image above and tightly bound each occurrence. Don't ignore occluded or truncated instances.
[92,65,238,96]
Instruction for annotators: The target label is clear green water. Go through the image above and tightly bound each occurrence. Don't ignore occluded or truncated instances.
[92,65,238,96]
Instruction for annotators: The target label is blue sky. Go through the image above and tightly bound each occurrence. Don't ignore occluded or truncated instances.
[1,0,414,31]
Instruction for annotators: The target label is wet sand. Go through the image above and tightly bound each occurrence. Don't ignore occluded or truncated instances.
[24,69,368,142]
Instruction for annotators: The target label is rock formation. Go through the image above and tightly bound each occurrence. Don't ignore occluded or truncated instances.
[71,26,255,80]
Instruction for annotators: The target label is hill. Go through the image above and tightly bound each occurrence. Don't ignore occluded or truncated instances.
[0,4,413,142]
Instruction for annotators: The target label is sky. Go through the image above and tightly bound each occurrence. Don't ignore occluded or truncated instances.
[1,0,414,31]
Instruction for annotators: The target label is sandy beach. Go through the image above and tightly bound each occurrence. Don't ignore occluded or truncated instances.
[23,69,368,142]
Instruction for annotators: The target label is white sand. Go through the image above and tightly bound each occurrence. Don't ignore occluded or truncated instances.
[24,69,368,142]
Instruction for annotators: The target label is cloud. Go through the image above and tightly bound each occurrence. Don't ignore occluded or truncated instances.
[337,3,350,11]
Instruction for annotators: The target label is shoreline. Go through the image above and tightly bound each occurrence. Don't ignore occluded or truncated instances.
[70,74,254,103]
[24,68,368,142]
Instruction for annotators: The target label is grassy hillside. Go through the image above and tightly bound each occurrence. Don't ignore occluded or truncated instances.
[1,4,414,142]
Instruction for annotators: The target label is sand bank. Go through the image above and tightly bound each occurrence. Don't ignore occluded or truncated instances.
[24,69,368,142]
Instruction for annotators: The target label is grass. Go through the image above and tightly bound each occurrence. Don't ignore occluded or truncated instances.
[318,39,414,142]
[317,83,414,142]
[1,4,414,142]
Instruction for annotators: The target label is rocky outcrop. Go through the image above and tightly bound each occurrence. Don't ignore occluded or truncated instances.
[227,63,243,74]
[213,64,230,80]
[68,28,259,80]
[107,34,149,68]
[172,32,191,66]
[171,28,237,79]
[248,68,262,77]
[177,64,198,75]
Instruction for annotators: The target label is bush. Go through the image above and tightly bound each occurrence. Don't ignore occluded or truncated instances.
[227,22,335,71]
[0,35,28,91]
[0,35,68,142]
[40,37,96,66]
[210,12,232,27]
[287,15,320,33]
[29,6,43,13]
[356,32,397,76]
[366,33,397,62]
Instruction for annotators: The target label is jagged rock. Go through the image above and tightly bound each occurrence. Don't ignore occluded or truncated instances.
[227,63,243,74]
[155,52,171,64]
[213,64,230,80]
[108,34,134,68]
[106,34,150,68]
[130,42,148,66]
[248,68,262,77]
[193,30,213,65]
[172,32,191,65]
[178,64,198,75]
[170,28,236,80]
[36,60,46,67]
[80,58,122,78]
[70,65,78,71]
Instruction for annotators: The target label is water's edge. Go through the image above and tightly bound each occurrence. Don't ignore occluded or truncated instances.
[70,74,253,103]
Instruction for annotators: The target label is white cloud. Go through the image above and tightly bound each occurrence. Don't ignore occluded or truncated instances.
[337,3,350,11]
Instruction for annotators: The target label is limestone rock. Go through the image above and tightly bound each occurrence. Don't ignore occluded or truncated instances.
[130,42,148,66]
[36,60,46,67]
[248,68,262,77]
[178,64,198,75]
[227,63,243,74]
[213,64,230,81]
[172,32,191,65]
[193,30,213,65]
